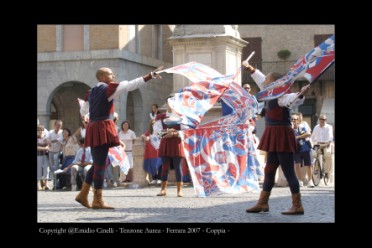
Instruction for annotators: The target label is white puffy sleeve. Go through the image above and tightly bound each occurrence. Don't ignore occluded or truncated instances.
[80,101,89,116]
[108,77,145,101]
[251,69,266,90]
[278,93,305,109]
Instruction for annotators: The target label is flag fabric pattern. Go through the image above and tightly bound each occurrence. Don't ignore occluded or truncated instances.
[180,124,260,197]
[166,64,246,128]
[162,62,260,196]
[149,133,161,150]
[108,146,130,175]
[143,134,162,177]
[159,61,223,82]
[256,35,335,101]
[218,81,258,124]
[168,80,231,128]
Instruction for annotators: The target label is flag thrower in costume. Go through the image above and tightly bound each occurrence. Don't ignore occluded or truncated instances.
[256,35,334,101]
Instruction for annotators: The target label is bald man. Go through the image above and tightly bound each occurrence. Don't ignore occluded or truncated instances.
[76,67,160,209]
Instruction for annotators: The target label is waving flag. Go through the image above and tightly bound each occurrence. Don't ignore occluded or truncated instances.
[256,35,335,101]
[162,62,260,196]
[168,80,231,128]
[143,134,162,177]
[165,63,245,128]
[219,81,258,123]
[181,124,259,197]
[158,61,223,82]
[181,82,261,196]
[77,98,89,121]
[108,146,130,175]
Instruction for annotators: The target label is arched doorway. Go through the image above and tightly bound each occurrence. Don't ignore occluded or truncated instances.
[48,81,90,133]
[126,89,144,134]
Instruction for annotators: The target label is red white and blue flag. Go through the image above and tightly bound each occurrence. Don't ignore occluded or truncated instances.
[159,61,223,82]
[168,80,231,128]
[180,123,261,197]
[162,62,260,196]
[256,35,335,101]
[108,146,130,175]
[142,131,162,176]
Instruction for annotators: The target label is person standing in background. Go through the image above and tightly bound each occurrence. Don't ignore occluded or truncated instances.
[311,114,334,178]
[292,114,314,188]
[156,96,186,197]
[149,104,160,121]
[46,120,63,189]
[37,125,50,190]
[73,117,89,140]
[141,120,162,185]
[118,120,137,182]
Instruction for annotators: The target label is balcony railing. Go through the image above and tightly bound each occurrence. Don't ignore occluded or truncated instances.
[244,61,335,83]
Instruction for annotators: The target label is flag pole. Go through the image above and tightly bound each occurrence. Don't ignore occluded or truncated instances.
[244,51,255,64]
[286,83,311,107]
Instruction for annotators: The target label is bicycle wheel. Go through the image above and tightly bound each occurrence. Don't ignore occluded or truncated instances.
[312,159,321,186]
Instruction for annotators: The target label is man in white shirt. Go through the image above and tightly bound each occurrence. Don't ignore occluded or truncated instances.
[311,114,334,177]
[46,120,64,184]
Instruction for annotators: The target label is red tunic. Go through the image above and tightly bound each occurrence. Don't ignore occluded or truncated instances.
[258,98,296,153]
[258,126,296,153]
[84,83,120,148]
[85,120,119,148]
[156,113,185,157]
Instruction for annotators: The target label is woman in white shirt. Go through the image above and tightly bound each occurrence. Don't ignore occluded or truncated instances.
[118,120,136,182]
[73,118,89,140]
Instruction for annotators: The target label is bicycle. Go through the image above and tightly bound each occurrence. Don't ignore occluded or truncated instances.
[312,144,330,186]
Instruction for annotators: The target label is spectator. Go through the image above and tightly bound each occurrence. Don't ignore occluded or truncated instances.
[37,125,50,190]
[63,138,93,191]
[149,104,160,121]
[141,120,162,185]
[311,114,334,177]
[292,114,314,188]
[118,120,136,182]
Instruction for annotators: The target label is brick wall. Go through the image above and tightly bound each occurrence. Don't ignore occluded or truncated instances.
[139,25,152,57]
[90,25,119,50]
[118,25,129,50]
[37,25,56,52]
[238,25,334,62]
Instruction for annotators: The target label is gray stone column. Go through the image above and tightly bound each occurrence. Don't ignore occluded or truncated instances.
[132,137,148,187]
[38,112,51,129]
[168,25,248,122]
[168,25,248,91]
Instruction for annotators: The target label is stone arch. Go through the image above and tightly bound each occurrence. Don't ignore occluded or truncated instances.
[126,89,144,134]
[46,81,90,132]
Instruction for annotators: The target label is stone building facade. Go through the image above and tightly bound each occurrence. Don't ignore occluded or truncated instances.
[38,25,175,134]
[237,25,335,135]
[37,25,334,136]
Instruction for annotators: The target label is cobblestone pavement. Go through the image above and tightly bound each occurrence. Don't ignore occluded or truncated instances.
[38,182,334,223]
